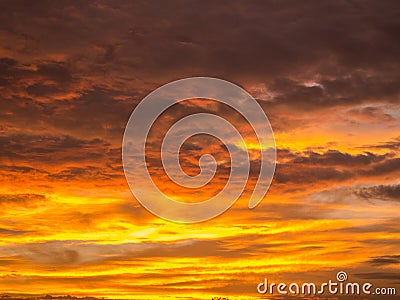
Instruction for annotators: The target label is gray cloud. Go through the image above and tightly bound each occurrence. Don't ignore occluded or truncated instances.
[355,184,400,202]
[273,148,400,187]
[0,0,399,108]
[368,255,400,266]
[361,137,400,151]
[293,150,388,167]
[0,228,30,236]
[0,134,120,170]
[0,193,46,207]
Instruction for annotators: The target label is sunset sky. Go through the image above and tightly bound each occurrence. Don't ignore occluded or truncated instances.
[0,0,399,299]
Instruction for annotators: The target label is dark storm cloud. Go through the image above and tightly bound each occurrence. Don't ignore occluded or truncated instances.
[368,255,400,266]
[265,71,400,110]
[275,164,353,184]
[0,134,113,164]
[35,62,72,83]
[0,133,123,188]
[0,0,399,109]
[0,134,109,152]
[273,149,399,186]
[0,58,17,85]
[0,86,140,143]
[0,58,73,97]
[292,150,388,166]
[26,83,63,97]
[363,158,400,177]
[355,184,400,202]
[0,57,17,70]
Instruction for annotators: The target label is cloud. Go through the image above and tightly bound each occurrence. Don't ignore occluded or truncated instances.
[264,71,400,110]
[292,150,388,167]
[346,106,396,124]
[368,255,400,266]
[47,166,122,182]
[0,0,399,108]
[361,137,400,151]
[0,193,46,208]
[0,228,30,236]
[275,164,353,184]
[355,184,400,202]
[356,272,400,281]
[273,149,395,187]
[0,133,120,171]
[363,158,400,177]
[0,1,399,298]
[0,86,139,141]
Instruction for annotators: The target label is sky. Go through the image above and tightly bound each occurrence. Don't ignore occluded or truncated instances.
[0,0,399,299]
